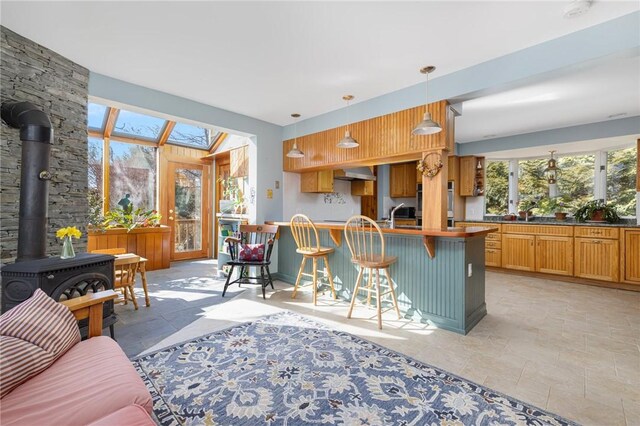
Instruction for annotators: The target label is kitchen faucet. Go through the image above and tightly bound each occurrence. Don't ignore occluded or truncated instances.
[389,203,405,229]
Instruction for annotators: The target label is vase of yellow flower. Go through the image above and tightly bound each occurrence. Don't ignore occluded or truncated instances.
[56,226,82,259]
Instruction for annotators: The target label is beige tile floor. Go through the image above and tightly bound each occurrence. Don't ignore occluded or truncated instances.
[142,269,640,426]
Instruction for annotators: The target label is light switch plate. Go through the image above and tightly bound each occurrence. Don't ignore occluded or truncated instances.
[467,263,473,277]
[275,180,280,189]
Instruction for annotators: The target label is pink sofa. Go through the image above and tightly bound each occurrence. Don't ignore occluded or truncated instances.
[1,291,155,426]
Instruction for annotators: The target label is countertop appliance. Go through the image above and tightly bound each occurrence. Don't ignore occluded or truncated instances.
[388,206,415,219]
[416,182,454,225]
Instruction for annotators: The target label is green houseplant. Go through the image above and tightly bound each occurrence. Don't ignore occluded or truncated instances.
[543,196,570,221]
[102,203,162,232]
[573,200,620,223]
[518,199,537,219]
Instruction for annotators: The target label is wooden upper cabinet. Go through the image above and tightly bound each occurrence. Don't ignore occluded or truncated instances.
[621,228,640,284]
[351,180,374,196]
[574,237,619,282]
[390,163,417,198]
[502,234,535,271]
[448,156,459,185]
[300,170,334,193]
[230,146,248,177]
[459,156,484,197]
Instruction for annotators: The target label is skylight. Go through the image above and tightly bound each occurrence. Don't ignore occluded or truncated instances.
[168,123,215,149]
[87,103,108,130]
[112,109,168,140]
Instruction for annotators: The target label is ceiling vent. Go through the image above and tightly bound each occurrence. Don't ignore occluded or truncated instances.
[563,0,592,19]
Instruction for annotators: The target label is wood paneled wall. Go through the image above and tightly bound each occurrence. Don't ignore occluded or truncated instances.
[88,226,171,270]
[283,101,452,172]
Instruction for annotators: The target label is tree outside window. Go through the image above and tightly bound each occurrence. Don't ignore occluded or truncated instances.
[109,141,157,210]
[607,146,637,217]
[485,160,509,215]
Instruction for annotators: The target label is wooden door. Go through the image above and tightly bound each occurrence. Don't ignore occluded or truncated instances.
[622,229,640,284]
[168,161,210,261]
[214,156,230,257]
[535,235,573,276]
[502,234,535,271]
[230,146,248,177]
[574,238,619,282]
[459,156,475,196]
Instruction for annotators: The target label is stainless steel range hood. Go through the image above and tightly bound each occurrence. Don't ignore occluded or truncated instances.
[333,167,376,181]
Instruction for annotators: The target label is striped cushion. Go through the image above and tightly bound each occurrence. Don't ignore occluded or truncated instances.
[0,289,80,398]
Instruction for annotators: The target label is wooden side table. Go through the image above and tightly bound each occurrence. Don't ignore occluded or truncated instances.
[114,253,150,307]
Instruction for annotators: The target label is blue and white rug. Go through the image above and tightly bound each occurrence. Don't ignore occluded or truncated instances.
[132,312,577,426]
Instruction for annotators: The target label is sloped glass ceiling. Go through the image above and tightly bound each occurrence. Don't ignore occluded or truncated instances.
[87,103,108,130]
[168,122,212,148]
[112,109,167,140]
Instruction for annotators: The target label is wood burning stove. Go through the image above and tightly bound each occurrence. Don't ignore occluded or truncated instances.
[1,101,117,337]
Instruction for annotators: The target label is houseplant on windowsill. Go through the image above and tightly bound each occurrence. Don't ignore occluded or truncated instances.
[518,199,537,220]
[100,203,162,232]
[573,200,620,223]
[539,196,571,221]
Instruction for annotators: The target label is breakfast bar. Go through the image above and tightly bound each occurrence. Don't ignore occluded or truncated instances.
[270,221,495,334]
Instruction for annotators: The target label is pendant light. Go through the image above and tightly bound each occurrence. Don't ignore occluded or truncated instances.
[286,113,305,158]
[337,95,359,149]
[544,150,559,184]
[412,66,442,135]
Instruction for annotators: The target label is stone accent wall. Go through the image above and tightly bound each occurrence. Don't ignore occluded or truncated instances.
[1,26,89,264]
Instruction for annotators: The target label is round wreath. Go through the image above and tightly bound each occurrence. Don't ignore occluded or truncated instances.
[417,152,444,178]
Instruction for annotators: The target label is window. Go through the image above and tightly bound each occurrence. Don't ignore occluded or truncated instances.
[88,137,103,215]
[87,103,108,131]
[168,123,216,149]
[112,109,167,140]
[607,146,637,217]
[556,154,595,211]
[109,141,157,210]
[518,158,549,204]
[485,160,509,215]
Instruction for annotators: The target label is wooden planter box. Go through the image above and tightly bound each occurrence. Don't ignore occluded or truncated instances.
[87,226,171,271]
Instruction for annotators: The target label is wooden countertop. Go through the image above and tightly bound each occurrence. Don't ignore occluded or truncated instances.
[266,221,495,238]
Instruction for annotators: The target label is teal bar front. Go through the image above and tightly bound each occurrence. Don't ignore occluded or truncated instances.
[273,227,487,334]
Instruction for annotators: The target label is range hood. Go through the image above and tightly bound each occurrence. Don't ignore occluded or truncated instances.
[333,167,376,181]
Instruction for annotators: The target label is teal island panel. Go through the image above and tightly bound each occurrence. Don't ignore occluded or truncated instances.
[273,227,487,334]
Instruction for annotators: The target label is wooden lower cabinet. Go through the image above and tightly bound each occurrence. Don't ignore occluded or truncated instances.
[502,234,535,271]
[574,237,619,282]
[485,248,502,267]
[535,235,573,276]
[621,229,640,284]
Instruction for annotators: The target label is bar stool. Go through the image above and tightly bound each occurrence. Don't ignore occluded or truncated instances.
[290,214,337,305]
[343,215,401,329]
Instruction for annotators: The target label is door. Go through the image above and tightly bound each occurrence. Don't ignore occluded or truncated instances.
[168,162,210,260]
[575,237,619,282]
[501,234,535,271]
[535,235,573,276]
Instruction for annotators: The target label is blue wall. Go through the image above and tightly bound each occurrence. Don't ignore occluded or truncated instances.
[89,73,284,223]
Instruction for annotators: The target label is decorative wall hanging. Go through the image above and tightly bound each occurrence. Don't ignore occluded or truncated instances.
[417,152,444,178]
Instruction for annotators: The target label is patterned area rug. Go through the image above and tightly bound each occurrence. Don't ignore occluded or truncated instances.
[133,312,577,426]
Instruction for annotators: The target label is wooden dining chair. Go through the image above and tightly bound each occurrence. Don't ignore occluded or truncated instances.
[91,248,151,308]
[113,255,141,310]
[90,248,127,255]
[343,215,401,329]
[290,214,337,305]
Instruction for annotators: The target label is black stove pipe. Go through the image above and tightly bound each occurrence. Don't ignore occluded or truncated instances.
[1,101,53,262]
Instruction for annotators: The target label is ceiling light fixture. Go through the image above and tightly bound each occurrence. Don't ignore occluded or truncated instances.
[608,112,627,119]
[544,150,560,184]
[563,0,591,19]
[412,66,442,135]
[337,95,359,149]
[286,113,304,158]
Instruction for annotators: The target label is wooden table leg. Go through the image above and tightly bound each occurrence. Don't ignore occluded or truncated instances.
[139,261,150,307]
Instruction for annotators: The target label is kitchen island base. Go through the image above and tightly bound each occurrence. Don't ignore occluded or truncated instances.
[273,226,487,335]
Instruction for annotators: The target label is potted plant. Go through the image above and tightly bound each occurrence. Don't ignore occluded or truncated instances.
[573,200,620,223]
[102,203,162,232]
[547,197,570,221]
[518,199,537,220]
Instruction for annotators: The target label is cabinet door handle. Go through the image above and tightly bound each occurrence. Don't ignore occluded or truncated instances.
[592,239,602,244]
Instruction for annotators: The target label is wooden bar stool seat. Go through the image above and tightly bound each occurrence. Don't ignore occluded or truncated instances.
[290,214,337,305]
[344,215,401,329]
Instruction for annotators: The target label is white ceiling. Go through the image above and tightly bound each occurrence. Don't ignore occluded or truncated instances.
[456,54,640,142]
[1,1,638,130]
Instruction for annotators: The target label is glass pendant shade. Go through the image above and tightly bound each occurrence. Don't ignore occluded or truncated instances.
[337,130,359,148]
[412,112,442,135]
[286,113,305,158]
[286,142,305,158]
[412,66,442,136]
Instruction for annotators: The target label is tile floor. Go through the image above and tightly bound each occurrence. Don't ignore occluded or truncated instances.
[120,261,640,426]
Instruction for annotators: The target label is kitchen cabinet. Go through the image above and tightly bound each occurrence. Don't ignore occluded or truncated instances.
[574,237,619,282]
[230,146,248,177]
[502,234,536,271]
[485,248,501,267]
[448,156,459,186]
[390,163,417,198]
[459,156,484,197]
[395,219,417,226]
[621,228,640,284]
[535,235,573,276]
[351,180,374,196]
[301,170,334,193]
